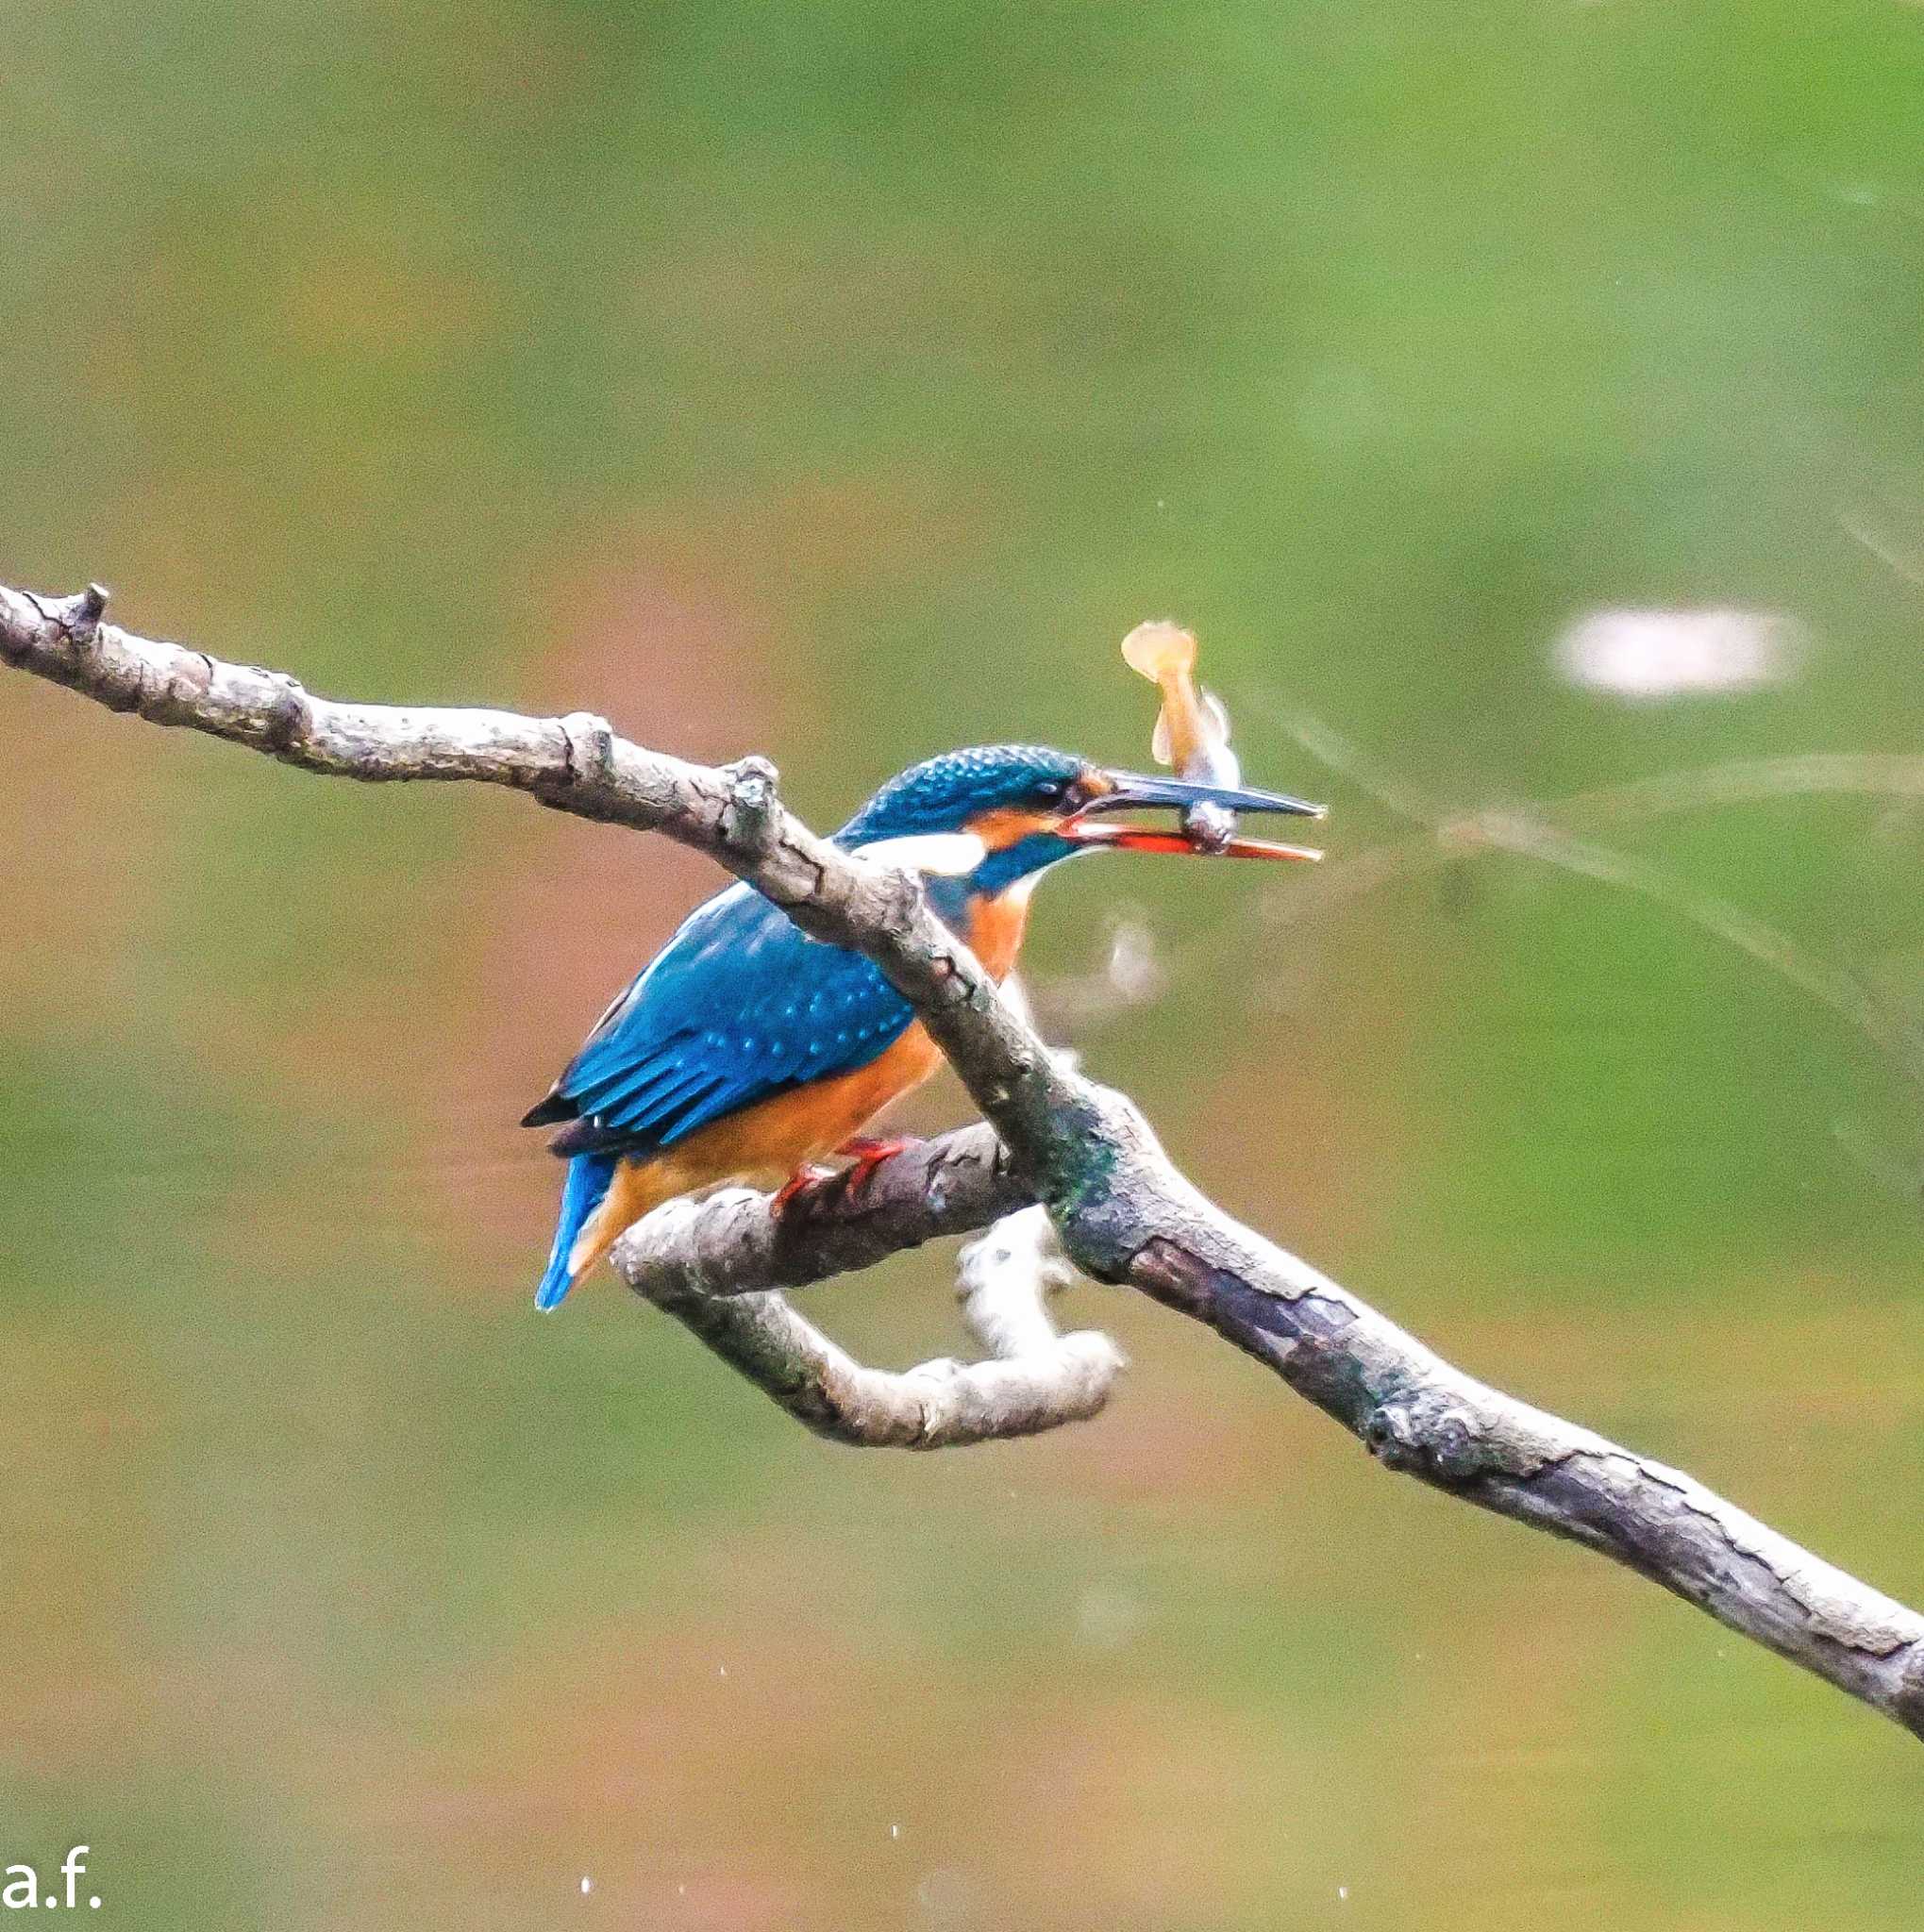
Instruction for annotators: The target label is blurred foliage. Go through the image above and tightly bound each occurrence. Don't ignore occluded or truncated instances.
[2,2,1923,1927]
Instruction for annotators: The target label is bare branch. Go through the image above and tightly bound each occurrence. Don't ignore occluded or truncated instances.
[619,1190,1124,1448]
[608,1122,1924,1737]
[0,578,1085,1183]
[1126,1233,1924,1739]
[7,577,1923,1741]
[610,1126,1122,1445]
[613,1124,1029,1296]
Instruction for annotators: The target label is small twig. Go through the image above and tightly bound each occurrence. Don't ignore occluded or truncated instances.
[1477,813,1924,1100]
[1839,502,1924,591]
[1560,752,1924,825]
[1256,702,1924,1108]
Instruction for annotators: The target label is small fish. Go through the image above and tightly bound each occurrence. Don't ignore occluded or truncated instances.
[1120,620,1240,850]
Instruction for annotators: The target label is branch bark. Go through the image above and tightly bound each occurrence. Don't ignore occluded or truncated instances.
[6,578,1921,1743]
[624,1189,1123,1447]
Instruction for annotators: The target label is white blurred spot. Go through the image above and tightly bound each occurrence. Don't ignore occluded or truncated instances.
[579,1876,593,1896]
[1556,607,1803,698]
[1077,1581,1147,1650]
[1104,919,1165,1005]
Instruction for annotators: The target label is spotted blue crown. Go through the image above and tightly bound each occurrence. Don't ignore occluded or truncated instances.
[835,745,1083,846]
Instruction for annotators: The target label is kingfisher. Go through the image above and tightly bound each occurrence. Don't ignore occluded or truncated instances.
[523,744,1323,1307]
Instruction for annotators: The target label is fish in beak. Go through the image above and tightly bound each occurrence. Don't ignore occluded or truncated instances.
[1062,770,1326,862]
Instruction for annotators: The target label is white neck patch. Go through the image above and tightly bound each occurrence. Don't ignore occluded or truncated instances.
[856,831,987,875]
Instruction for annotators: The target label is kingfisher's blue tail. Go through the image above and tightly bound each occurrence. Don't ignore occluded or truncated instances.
[535,1152,618,1310]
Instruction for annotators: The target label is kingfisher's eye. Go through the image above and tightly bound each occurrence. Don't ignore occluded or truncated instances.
[1034,779,1064,801]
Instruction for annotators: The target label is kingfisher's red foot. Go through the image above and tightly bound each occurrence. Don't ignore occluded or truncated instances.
[834,1135,921,1196]
[771,1163,837,1217]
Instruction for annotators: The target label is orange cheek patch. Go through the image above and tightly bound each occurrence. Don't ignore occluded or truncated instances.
[969,806,1056,849]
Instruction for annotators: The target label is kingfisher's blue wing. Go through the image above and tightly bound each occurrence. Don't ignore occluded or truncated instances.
[524,881,916,1158]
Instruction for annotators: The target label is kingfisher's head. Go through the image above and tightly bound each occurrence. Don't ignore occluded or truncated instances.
[836,744,1324,897]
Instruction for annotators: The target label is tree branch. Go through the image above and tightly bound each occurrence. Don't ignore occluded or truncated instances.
[616,1123,1029,1295]
[613,1123,1126,1446]
[623,1191,1123,1446]
[6,578,1921,1742]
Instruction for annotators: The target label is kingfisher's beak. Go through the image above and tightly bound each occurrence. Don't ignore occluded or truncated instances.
[1061,770,1327,862]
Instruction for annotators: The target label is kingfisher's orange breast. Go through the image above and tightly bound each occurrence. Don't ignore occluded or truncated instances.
[962,879,1035,982]
[570,882,1037,1281]
[569,1022,948,1276]
[644,1019,946,1193]
[634,882,1030,1193]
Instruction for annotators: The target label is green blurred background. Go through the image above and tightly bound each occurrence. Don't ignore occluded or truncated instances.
[4,2,1923,1925]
